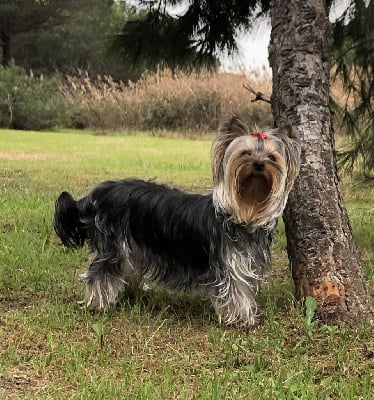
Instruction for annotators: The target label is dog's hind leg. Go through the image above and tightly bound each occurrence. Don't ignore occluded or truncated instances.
[80,255,126,311]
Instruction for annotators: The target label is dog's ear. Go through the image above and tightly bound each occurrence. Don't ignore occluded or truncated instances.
[212,115,249,184]
[278,124,298,140]
[218,114,248,138]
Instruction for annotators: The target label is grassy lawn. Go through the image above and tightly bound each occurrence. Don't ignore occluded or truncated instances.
[0,129,373,399]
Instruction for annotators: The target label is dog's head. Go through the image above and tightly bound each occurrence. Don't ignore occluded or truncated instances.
[212,114,301,226]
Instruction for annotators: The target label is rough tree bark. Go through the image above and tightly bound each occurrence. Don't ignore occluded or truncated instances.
[268,0,374,325]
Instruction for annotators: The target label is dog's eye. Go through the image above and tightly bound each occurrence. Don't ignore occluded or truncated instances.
[268,155,276,162]
[241,151,252,157]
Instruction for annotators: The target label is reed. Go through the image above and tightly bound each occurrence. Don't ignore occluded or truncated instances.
[62,68,273,132]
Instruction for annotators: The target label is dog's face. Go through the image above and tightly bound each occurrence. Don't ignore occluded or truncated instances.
[223,133,288,214]
[212,115,300,226]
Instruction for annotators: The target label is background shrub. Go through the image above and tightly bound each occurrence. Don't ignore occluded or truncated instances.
[62,68,272,133]
[0,64,72,130]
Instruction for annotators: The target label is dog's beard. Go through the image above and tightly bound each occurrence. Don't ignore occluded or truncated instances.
[213,154,287,226]
[236,165,274,203]
[235,160,287,223]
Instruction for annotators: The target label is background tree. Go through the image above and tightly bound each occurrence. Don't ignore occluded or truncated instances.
[0,0,87,67]
[111,0,374,325]
[12,0,141,81]
[0,0,141,81]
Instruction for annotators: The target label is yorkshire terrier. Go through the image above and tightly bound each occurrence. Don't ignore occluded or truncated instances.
[54,114,301,327]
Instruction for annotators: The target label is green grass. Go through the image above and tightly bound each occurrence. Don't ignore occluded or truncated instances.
[0,129,373,399]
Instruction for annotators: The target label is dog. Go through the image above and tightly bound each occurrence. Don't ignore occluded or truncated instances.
[53,114,300,327]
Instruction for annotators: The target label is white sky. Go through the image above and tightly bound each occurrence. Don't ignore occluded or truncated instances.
[221,1,350,74]
[220,23,271,74]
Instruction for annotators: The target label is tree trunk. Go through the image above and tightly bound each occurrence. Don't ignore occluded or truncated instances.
[268,0,374,326]
[1,31,12,66]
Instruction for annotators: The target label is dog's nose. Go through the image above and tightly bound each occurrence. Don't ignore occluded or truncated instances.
[253,161,265,172]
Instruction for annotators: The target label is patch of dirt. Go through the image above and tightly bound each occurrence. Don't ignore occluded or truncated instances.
[0,374,39,399]
[48,232,64,247]
[0,290,45,313]
[0,169,26,179]
[0,220,15,233]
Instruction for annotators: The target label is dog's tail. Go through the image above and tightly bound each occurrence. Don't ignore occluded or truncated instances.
[54,191,87,249]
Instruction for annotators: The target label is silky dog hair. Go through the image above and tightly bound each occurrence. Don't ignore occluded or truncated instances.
[54,114,300,327]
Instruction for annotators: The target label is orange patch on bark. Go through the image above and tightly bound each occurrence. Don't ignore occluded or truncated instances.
[312,279,341,301]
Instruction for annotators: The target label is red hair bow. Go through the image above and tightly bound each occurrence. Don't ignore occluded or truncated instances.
[250,131,268,140]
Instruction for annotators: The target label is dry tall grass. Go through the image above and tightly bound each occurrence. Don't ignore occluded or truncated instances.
[62,68,272,133]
